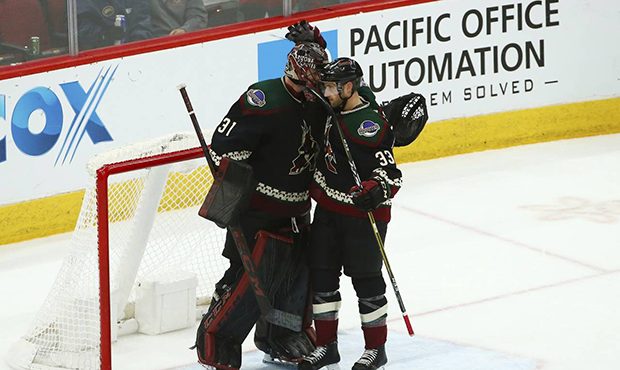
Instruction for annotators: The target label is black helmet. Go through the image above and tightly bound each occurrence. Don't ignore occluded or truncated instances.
[284,42,329,86]
[319,57,363,91]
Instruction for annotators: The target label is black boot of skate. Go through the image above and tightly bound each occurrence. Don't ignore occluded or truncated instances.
[298,341,340,370]
[351,345,387,370]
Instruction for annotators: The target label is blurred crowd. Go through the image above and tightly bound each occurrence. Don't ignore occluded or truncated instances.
[0,0,360,66]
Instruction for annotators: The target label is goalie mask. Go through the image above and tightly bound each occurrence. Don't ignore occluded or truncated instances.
[284,42,329,86]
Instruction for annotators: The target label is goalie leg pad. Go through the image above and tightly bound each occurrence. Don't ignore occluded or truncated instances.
[195,234,271,368]
[196,228,312,367]
[253,228,316,362]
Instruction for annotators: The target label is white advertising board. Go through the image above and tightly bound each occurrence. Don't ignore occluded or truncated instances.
[327,0,619,116]
[0,0,618,204]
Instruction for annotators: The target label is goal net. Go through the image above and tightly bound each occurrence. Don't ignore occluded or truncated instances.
[7,133,227,370]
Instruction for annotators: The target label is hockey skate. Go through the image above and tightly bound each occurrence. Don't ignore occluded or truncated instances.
[262,352,299,367]
[261,335,313,367]
[298,341,340,370]
[351,345,387,370]
[261,333,309,368]
[257,322,316,367]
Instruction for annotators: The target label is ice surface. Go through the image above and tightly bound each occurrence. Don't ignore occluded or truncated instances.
[2,134,619,370]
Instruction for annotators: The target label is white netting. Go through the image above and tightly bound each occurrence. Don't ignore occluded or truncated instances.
[7,133,227,369]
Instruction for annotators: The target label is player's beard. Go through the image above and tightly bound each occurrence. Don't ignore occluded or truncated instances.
[327,95,343,109]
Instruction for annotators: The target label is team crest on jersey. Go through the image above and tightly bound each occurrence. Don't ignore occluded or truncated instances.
[247,89,266,107]
[357,120,380,137]
[289,121,317,175]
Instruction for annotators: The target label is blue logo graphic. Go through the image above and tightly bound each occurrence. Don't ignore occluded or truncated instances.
[12,87,64,156]
[247,89,266,107]
[357,120,380,137]
[55,65,116,165]
[0,65,117,165]
[257,30,338,81]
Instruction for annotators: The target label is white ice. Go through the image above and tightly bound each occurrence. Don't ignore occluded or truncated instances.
[1,134,619,370]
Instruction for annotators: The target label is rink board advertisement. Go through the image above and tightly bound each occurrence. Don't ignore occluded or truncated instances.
[0,0,619,207]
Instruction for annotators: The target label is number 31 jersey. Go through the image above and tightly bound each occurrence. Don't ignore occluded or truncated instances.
[210,77,317,217]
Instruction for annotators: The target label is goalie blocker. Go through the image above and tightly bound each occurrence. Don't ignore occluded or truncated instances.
[198,157,256,227]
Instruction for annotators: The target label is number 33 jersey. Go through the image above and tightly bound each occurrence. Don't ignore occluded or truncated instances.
[310,98,403,222]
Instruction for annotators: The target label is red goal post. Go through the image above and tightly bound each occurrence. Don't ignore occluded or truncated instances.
[7,133,227,370]
[97,146,206,370]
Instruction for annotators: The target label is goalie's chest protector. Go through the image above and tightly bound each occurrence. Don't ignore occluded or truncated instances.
[211,78,318,210]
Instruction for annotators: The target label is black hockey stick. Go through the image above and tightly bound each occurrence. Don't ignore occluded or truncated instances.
[177,84,302,332]
[306,87,415,336]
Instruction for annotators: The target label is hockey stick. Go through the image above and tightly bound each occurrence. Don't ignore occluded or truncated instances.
[177,84,302,332]
[306,87,415,336]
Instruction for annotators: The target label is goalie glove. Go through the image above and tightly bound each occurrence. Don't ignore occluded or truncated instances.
[285,20,327,49]
[381,92,429,147]
[349,177,389,212]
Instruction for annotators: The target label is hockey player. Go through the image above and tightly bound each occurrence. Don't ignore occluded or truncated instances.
[193,39,330,369]
[299,58,402,370]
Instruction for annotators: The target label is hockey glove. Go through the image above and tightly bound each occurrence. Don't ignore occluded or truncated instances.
[381,92,428,147]
[349,177,389,211]
[285,20,327,48]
